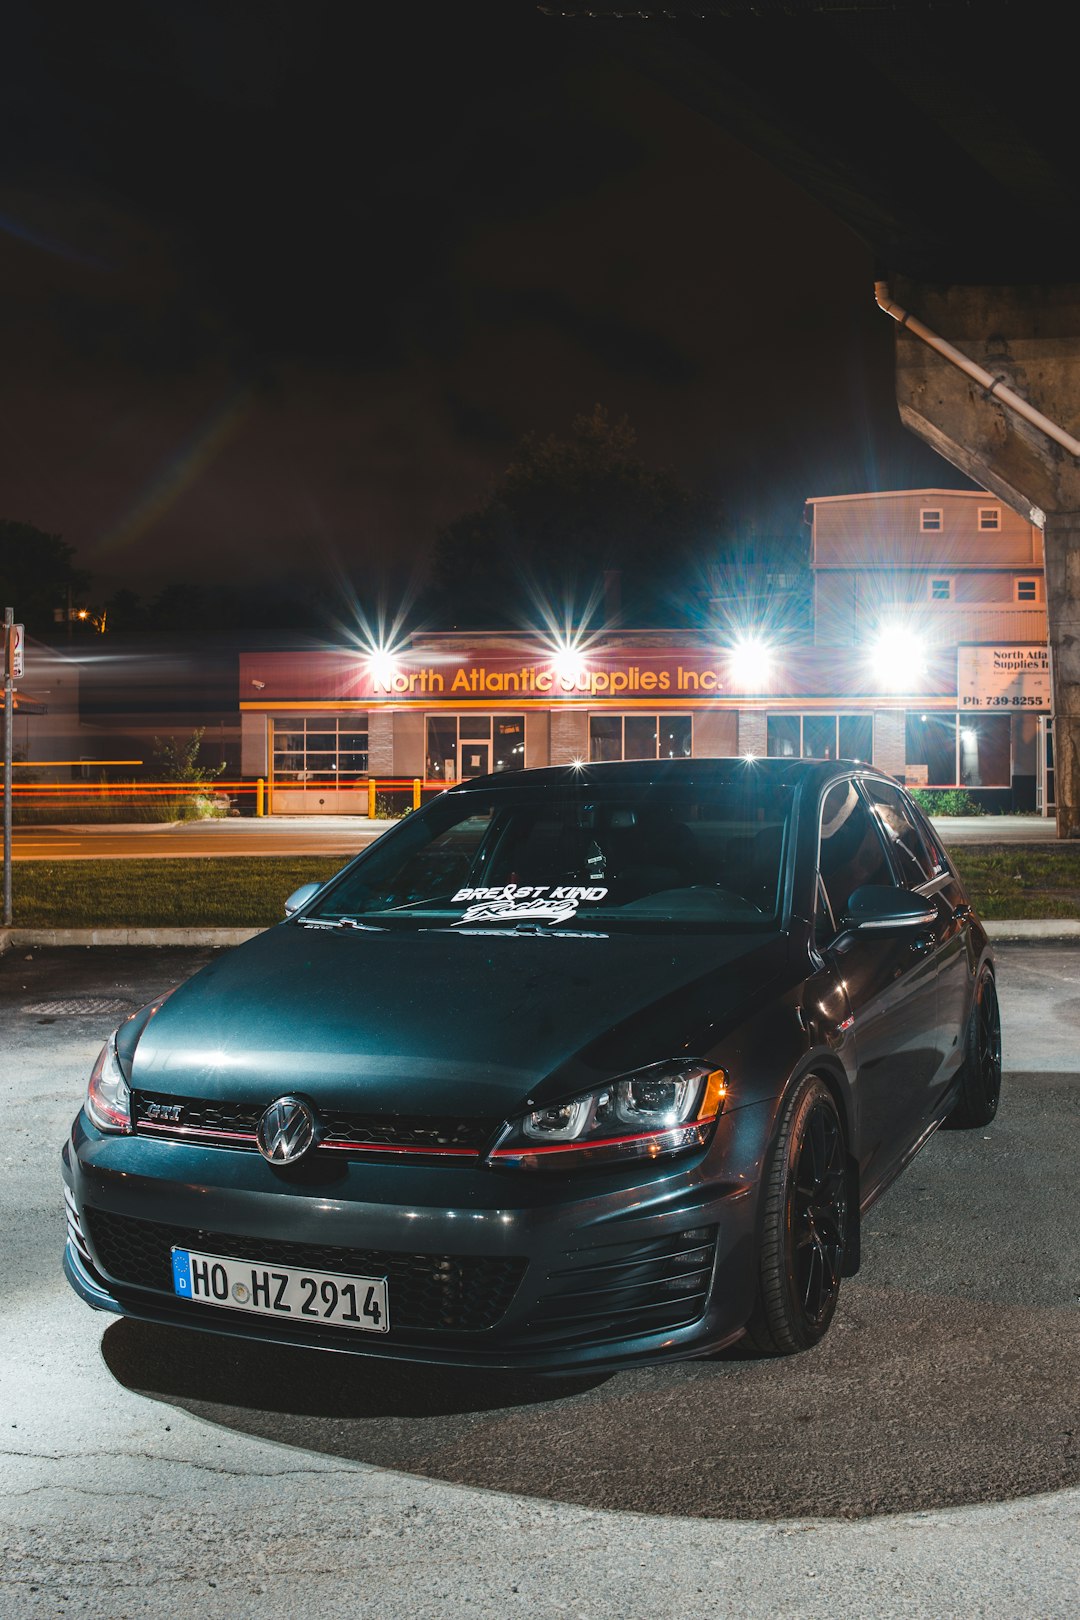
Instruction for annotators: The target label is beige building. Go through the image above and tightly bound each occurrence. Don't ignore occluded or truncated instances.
[810,489,1045,649]
[806,489,1049,808]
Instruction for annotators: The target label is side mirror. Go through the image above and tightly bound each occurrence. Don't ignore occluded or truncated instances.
[283,881,323,917]
[841,885,938,931]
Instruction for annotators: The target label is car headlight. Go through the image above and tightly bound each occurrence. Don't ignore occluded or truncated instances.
[489,1061,727,1170]
[85,1031,132,1134]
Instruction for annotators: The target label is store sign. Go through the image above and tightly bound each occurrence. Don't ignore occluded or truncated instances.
[367,656,741,700]
[957,646,1050,711]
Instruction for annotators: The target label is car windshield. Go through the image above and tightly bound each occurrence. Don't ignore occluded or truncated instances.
[305,776,793,933]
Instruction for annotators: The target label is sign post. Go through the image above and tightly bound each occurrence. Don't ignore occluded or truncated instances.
[3,608,16,927]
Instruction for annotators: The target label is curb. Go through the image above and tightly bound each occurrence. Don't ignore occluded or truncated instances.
[2,920,1079,952]
[983,920,1080,940]
[0,927,265,952]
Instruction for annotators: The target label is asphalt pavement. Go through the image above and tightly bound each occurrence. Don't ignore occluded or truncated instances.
[1,943,1078,1617]
[11,816,388,860]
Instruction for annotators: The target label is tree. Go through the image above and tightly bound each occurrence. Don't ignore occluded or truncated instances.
[429,407,716,628]
[0,520,90,634]
[150,727,228,820]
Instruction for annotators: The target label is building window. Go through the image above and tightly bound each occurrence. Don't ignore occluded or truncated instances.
[978,507,1001,531]
[272,717,369,783]
[905,712,956,787]
[1015,578,1038,602]
[959,716,1011,788]
[920,508,943,531]
[588,713,692,762]
[766,714,873,763]
[929,577,953,601]
[425,715,525,781]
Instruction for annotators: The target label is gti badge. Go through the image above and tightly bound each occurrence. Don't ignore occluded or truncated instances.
[144,1101,184,1124]
[256,1096,318,1164]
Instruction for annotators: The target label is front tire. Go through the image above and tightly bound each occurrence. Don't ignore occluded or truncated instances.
[746,1075,847,1355]
[949,968,1001,1128]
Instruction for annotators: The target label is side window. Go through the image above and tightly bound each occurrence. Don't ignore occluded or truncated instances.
[864,781,943,889]
[818,779,894,926]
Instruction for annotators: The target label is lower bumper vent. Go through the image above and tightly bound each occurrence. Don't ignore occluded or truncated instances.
[83,1208,526,1333]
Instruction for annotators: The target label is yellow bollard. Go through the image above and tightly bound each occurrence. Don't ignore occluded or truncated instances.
[256,777,264,818]
[368,778,377,819]
[412,777,421,811]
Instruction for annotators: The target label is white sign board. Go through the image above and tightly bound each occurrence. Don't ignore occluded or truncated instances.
[957,645,1050,711]
[6,623,23,680]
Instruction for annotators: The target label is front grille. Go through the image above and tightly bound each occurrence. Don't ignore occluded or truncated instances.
[525,1225,718,1345]
[132,1091,497,1156]
[84,1208,525,1333]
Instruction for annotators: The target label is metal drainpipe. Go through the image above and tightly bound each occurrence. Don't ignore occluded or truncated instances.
[874,280,1080,464]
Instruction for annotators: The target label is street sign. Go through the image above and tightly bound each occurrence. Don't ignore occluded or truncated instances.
[6,622,23,679]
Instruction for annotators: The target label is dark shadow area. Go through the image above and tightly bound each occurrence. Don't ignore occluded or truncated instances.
[100,1074,1080,1522]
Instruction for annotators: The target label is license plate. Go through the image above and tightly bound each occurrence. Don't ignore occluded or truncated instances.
[171,1247,389,1333]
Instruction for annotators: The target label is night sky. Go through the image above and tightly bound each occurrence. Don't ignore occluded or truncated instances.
[0,3,967,608]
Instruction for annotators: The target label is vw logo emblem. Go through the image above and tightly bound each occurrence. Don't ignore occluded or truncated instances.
[256,1096,318,1164]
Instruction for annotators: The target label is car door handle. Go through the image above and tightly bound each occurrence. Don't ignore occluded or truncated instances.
[909,932,935,954]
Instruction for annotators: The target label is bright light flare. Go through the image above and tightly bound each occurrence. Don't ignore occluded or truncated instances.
[367,647,400,690]
[727,637,773,692]
[871,626,926,691]
[552,640,587,686]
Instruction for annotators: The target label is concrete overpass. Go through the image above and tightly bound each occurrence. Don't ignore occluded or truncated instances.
[552,0,1080,833]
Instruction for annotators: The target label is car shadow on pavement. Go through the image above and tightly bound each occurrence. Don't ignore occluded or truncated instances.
[100,1076,1080,1520]
[102,1318,608,1420]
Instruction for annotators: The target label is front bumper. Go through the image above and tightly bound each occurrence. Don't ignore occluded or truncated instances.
[61,1103,766,1372]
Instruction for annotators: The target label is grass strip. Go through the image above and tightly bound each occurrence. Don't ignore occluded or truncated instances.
[5,846,1080,928]
[946,846,1080,920]
[7,858,349,928]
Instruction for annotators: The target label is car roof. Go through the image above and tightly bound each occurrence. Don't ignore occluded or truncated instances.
[449,757,898,795]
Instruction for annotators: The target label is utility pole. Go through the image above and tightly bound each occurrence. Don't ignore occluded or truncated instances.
[3,606,14,926]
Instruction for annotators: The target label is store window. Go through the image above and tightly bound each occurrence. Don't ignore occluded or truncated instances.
[272,717,369,782]
[424,715,525,782]
[959,716,1010,787]
[905,712,957,786]
[766,714,873,763]
[904,712,1012,788]
[588,714,692,762]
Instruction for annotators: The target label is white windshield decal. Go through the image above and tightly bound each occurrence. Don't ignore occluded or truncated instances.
[451,884,608,926]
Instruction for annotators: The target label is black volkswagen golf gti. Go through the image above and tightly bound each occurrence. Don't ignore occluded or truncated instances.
[62,759,1001,1371]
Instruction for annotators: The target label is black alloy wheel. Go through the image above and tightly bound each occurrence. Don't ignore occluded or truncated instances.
[746,1075,847,1355]
[949,968,1002,1128]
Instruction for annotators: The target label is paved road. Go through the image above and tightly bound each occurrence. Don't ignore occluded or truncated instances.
[2,944,1078,1617]
[11,817,388,860]
[9,812,1062,859]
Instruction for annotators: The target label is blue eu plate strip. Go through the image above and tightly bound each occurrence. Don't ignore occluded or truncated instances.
[171,1248,192,1298]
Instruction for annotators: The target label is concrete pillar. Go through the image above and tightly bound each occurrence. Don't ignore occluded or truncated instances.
[1043,513,1080,835]
[888,277,1080,835]
[873,711,905,779]
[737,711,766,757]
[367,710,394,776]
[549,709,588,765]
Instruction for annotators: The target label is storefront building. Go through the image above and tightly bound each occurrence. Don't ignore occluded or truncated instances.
[239,489,1053,813]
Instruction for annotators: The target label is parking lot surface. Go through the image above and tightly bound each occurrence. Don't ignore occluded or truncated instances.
[2,944,1078,1617]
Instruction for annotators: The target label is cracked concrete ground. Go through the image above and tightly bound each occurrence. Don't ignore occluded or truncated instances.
[1,945,1078,1618]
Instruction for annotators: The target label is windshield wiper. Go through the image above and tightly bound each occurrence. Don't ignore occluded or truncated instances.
[296,916,384,931]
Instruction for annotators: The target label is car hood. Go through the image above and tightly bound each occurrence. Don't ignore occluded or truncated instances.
[127,922,790,1118]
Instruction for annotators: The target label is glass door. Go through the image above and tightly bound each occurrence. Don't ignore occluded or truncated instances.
[460,740,490,779]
